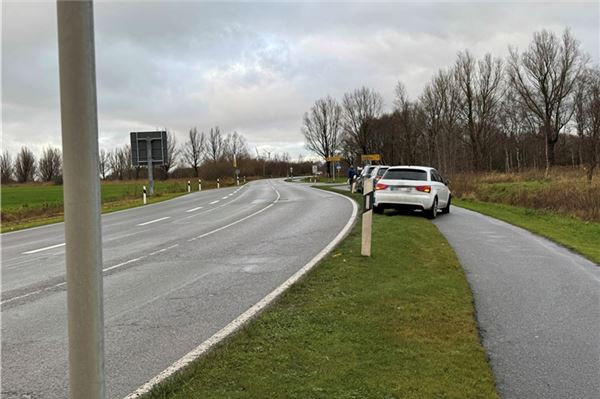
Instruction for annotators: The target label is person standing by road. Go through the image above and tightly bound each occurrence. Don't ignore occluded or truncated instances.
[348,165,356,188]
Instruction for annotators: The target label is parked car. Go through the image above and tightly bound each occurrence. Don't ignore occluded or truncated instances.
[373,166,451,219]
[373,165,390,184]
[355,165,377,193]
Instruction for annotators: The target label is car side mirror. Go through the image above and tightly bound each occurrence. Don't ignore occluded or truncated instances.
[443,178,450,186]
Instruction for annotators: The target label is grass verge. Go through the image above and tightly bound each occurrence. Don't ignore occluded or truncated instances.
[455,198,600,265]
[1,180,229,233]
[144,188,497,399]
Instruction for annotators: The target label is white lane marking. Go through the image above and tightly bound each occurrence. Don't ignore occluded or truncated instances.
[123,187,357,399]
[3,243,183,305]
[209,200,219,204]
[221,196,228,199]
[137,217,170,226]
[103,256,146,273]
[188,189,281,242]
[149,244,179,256]
[185,206,203,213]
[22,243,65,255]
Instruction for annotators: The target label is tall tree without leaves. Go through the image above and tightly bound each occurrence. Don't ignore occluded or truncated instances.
[302,95,342,175]
[1,150,14,183]
[14,146,36,183]
[455,51,504,170]
[162,131,179,179]
[183,127,205,177]
[207,126,224,162]
[38,146,62,182]
[341,86,384,155]
[508,28,587,173]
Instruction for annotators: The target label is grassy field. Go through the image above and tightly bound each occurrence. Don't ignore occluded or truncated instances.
[144,189,497,399]
[455,198,600,265]
[450,167,600,222]
[0,178,232,233]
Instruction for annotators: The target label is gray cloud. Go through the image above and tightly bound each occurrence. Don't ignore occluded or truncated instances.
[2,1,598,159]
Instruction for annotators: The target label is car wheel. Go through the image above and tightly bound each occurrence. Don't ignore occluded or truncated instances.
[441,195,451,214]
[426,197,438,219]
[374,205,384,214]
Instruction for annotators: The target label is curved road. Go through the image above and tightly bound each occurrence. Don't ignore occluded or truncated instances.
[434,207,600,399]
[1,180,354,398]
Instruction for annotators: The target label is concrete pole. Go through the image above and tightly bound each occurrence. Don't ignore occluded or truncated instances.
[56,1,105,398]
[146,139,154,195]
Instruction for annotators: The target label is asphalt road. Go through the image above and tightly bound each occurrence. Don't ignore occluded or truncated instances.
[1,179,354,399]
[434,206,600,399]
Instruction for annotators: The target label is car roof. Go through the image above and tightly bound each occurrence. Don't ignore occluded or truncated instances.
[387,165,433,171]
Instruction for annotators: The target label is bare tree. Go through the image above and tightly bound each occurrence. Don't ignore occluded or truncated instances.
[162,131,179,179]
[341,86,384,155]
[1,150,14,183]
[455,51,504,170]
[223,131,249,162]
[508,28,587,173]
[38,146,62,182]
[14,146,36,183]
[99,149,109,180]
[207,126,224,162]
[576,67,600,182]
[302,95,343,175]
[183,127,205,177]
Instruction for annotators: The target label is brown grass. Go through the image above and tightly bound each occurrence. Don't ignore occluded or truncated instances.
[449,167,600,222]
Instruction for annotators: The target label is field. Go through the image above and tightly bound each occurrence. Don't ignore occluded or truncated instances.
[144,189,497,399]
[449,168,600,222]
[0,178,234,232]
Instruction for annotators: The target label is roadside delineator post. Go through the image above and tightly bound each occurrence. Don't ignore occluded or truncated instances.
[187,180,191,193]
[198,179,202,191]
[361,178,374,256]
[142,186,147,205]
[236,177,239,186]
[217,178,220,189]
[57,1,106,397]
[243,176,246,184]
[351,176,357,193]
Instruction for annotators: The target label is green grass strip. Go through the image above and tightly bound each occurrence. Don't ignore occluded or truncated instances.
[455,198,600,265]
[145,190,497,399]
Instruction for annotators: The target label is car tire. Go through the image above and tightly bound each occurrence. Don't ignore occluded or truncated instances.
[374,205,384,214]
[441,195,451,214]
[426,197,438,219]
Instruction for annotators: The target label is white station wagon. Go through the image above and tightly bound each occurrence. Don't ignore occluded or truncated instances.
[373,166,451,219]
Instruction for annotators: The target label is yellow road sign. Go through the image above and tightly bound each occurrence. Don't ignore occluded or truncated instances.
[361,154,381,161]
[326,155,342,162]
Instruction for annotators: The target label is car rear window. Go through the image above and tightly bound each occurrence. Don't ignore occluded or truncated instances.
[384,169,427,181]
[363,166,376,176]
[376,167,389,177]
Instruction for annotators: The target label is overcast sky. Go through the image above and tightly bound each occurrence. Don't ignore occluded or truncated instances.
[2,1,599,161]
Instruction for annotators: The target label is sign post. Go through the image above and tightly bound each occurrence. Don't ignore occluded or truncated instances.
[57,1,106,397]
[131,131,168,196]
[361,178,374,257]
[326,155,342,181]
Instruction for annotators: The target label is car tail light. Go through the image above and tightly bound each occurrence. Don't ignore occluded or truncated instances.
[375,183,388,190]
[415,185,431,193]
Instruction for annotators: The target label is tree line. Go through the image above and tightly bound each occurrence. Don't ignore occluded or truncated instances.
[302,28,600,181]
[1,126,315,184]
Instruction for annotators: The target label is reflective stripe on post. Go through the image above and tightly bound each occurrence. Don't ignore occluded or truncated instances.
[361,178,373,257]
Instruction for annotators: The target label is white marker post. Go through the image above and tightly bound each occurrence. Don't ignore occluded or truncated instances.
[243,176,246,184]
[361,178,374,257]
[142,186,147,204]
[57,1,106,398]
[198,179,202,191]
[217,178,220,189]
[187,180,191,193]
[351,176,357,193]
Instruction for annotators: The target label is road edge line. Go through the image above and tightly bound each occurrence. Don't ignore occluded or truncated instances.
[122,187,358,399]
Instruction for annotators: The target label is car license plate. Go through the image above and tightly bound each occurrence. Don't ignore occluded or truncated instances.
[392,186,411,192]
